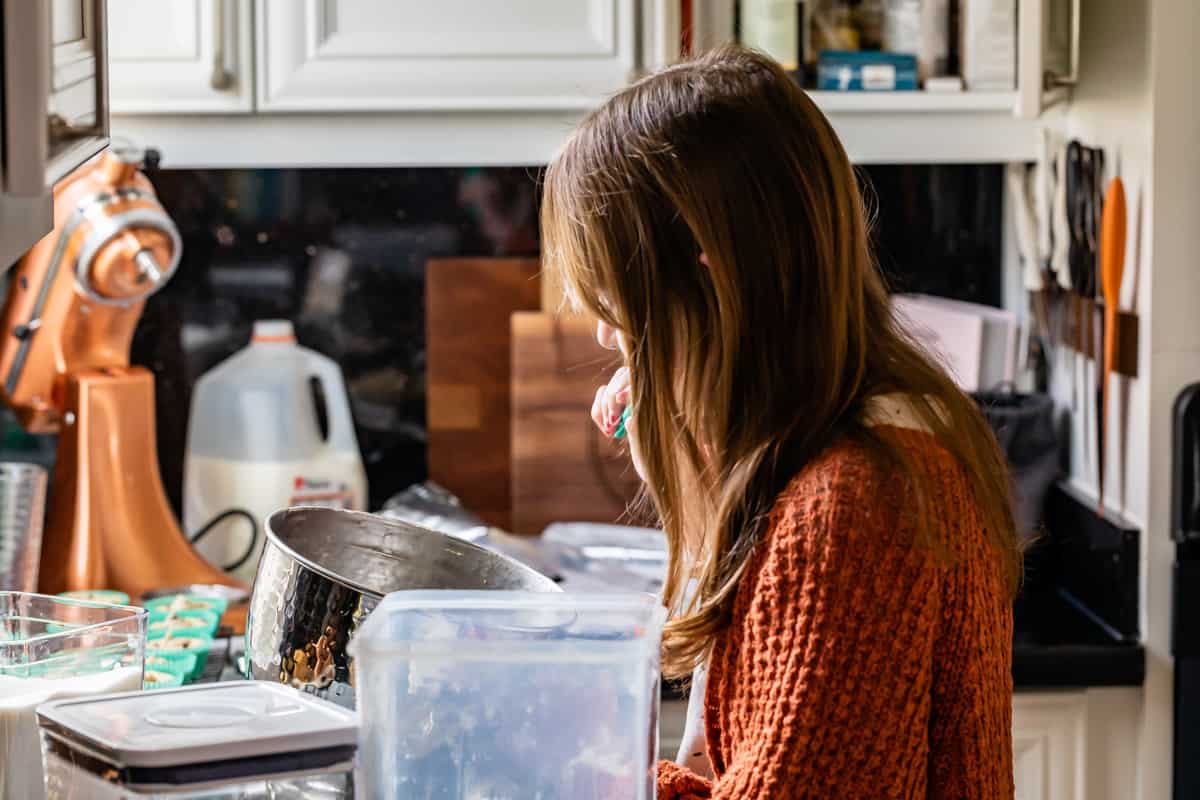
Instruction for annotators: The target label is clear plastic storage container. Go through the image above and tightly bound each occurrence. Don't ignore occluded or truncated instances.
[37,682,357,798]
[0,593,146,800]
[349,591,666,799]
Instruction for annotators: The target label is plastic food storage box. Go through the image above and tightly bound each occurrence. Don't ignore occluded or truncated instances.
[37,681,357,798]
[0,592,147,800]
[349,591,666,800]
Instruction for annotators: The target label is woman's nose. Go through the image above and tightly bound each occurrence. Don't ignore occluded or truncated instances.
[596,320,619,351]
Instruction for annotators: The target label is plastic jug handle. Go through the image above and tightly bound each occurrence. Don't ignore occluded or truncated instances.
[307,352,359,454]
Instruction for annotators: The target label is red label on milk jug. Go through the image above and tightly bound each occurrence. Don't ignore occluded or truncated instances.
[289,476,353,508]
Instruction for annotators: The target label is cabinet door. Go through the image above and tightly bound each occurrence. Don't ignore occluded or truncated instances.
[1011,692,1087,800]
[47,0,108,183]
[256,0,639,111]
[108,0,253,113]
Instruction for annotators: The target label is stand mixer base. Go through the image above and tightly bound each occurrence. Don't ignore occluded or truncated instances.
[38,366,245,599]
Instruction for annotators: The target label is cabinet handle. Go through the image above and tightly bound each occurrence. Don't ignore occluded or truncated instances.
[210,0,234,91]
[1044,0,1080,89]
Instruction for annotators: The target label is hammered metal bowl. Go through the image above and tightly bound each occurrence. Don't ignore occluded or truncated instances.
[244,507,560,707]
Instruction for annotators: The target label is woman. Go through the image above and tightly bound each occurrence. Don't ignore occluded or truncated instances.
[541,47,1018,799]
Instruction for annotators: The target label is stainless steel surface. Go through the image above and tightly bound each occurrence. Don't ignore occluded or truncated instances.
[44,0,109,185]
[2,0,51,196]
[72,206,182,305]
[245,507,560,707]
[48,114,105,142]
[134,248,163,283]
[1,1,53,270]
[0,463,47,592]
[0,195,52,274]
[1,0,109,271]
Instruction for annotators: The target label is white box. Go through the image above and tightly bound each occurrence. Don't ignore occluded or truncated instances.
[893,293,1019,392]
[961,0,1017,90]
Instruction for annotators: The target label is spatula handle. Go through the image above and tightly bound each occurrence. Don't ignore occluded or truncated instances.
[1098,177,1127,512]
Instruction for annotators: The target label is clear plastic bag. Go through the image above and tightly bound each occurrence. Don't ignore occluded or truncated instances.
[379,483,667,594]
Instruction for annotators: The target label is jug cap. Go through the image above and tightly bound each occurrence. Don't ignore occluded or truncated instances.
[251,320,296,344]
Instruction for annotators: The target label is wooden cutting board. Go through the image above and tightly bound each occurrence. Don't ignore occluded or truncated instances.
[511,311,644,534]
[425,258,541,530]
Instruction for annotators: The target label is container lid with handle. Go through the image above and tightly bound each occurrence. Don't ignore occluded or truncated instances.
[36,681,357,769]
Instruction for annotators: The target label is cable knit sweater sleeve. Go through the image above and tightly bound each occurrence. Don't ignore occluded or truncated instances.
[658,441,955,800]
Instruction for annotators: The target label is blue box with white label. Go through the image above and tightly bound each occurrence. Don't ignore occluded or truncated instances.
[816,51,918,91]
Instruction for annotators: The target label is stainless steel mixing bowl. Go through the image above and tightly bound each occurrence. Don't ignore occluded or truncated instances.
[244,507,560,707]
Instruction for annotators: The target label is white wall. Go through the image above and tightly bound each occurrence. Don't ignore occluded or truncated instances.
[1055,2,1151,796]
[1041,0,1183,797]
[1049,0,1152,525]
[1046,0,1200,797]
[1141,1,1200,797]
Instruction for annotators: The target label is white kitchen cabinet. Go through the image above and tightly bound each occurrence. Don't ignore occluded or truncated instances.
[694,0,1076,121]
[108,0,253,113]
[1012,692,1087,800]
[256,0,642,111]
[108,0,1063,164]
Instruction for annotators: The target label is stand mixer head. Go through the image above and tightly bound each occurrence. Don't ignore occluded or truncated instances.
[0,144,179,430]
[0,146,242,598]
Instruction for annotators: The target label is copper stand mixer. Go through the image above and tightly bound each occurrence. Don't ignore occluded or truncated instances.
[0,145,242,599]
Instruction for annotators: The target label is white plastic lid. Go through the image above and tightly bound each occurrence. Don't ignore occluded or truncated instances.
[36,681,357,768]
[251,319,296,343]
[349,590,666,659]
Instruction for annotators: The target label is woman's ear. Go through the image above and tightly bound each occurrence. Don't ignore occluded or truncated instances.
[699,252,710,268]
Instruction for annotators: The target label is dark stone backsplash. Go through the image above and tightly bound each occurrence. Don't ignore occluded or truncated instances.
[130,164,1001,515]
[133,167,539,512]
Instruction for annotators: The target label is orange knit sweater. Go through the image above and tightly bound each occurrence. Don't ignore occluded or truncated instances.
[657,427,1014,800]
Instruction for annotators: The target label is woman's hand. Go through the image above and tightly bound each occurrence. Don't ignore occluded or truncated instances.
[591,366,631,437]
[592,366,646,480]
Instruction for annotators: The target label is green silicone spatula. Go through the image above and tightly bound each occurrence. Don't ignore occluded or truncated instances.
[613,405,632,440]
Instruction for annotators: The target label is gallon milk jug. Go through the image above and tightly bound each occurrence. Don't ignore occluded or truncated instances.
[184,320,367,582]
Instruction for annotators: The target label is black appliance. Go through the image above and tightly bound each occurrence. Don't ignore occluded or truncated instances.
[1171,383,1200,798]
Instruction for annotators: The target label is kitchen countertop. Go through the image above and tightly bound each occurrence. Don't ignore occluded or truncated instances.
[214,554,1145,698]
[371,484,1147,693]
[1010,482,1146,688]
[1012,587,1145,688]
[658,586,1147,701]
[215,491,1146,696]
[213,589,1146,702]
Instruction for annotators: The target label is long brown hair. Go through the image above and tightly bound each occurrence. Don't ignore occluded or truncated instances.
[541,46,1019,680]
